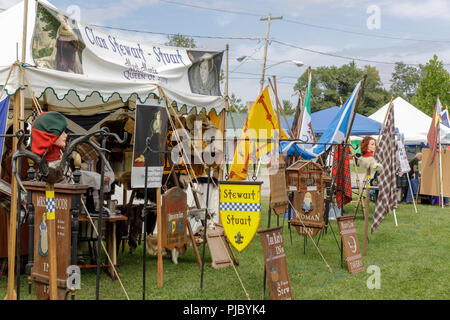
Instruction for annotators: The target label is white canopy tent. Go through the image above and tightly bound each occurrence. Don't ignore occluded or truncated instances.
[369,97,450,145]
[0,0,226,116]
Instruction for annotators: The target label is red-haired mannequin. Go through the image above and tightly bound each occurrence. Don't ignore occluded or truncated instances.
[358,136,381,171]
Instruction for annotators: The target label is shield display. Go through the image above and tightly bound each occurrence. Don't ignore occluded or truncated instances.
[219,181,262,252]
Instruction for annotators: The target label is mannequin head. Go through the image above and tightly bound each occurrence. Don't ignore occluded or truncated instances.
[361,136,376,155]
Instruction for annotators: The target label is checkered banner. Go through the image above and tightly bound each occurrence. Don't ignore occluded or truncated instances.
[372,104,398,232]
[46,190,55,220]
[220,202,261,212]
[219,181,262,252]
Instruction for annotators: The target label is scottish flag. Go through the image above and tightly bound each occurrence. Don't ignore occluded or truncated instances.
[441,108,450,128]
[281,80,362,159]
[0,93,9,164]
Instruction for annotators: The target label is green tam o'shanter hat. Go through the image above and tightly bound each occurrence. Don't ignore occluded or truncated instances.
[31,112,68,157]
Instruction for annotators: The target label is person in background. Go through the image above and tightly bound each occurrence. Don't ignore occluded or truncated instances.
[406,152,422,204]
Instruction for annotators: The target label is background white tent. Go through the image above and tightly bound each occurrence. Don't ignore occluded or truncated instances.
[0,0,225,115]
[369,97,450,145]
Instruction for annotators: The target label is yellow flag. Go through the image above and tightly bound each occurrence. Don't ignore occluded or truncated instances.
[228,86,288,181]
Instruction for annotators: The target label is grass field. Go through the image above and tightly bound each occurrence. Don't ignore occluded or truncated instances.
[1,197,449,300]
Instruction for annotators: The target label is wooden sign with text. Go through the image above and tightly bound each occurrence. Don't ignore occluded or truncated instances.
[290,190,325,237]
[23,181,86,300]
[269,155,289,215]
[220,181,262,252]
[258,226,292,300]
[161,187,187,251]
[337,215,365,274]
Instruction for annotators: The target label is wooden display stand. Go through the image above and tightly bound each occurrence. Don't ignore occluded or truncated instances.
[337,215,364,274]
[258,226,292,300]
[286,160,325,237]
[23,181,87,300]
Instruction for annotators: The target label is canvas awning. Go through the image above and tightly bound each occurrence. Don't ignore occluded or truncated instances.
[0,0,226,115]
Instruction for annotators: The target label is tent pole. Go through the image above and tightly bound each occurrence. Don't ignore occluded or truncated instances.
[6,0,28,300]
[406,173,418,213]
[438,118,444,208]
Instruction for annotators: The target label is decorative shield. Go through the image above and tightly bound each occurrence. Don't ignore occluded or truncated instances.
[161,187,187,251]
[219,181,262,252]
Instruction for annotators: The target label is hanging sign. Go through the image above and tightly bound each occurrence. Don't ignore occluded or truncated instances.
[337,215,365,274]
[219,181,262,252]
[131,102,168,189]
[161,187,187,251]
[269,155,289,215]
[258,226,292,300]
[396,135,410,174]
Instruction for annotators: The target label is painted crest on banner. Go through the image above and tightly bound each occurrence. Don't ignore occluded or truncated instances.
[219,181,262,252]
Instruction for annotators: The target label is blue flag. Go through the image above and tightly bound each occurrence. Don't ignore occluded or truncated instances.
[441,108,450,128]
[280,80,362,159]
[0,93,9,164]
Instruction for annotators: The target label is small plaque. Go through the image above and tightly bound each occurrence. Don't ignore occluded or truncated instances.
[258,227,292,300]
[337,215,365,274]
[161,187,187,251]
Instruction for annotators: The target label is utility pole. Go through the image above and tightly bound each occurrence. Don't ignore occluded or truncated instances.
[259,14,282,94]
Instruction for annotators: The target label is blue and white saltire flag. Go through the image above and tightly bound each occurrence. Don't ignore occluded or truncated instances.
[0,93,9,164]
[280,80,362,160]
[440,108,450,128]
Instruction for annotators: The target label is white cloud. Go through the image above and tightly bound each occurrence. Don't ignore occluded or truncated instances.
[77,0,159,24]
[385,0,450,20]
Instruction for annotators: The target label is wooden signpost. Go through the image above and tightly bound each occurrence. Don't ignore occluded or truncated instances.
[258,226,292,300]
[337,215,365,274]
[287,160,325,237]
[269,155,289,215]
[158,186,187,287]
[161,187,188,251]
[23,181,86,300]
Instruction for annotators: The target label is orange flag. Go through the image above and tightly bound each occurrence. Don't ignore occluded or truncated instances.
[228,86,288,181]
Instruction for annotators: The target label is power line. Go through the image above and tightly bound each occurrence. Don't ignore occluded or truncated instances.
[159,0,263,17]
[158,0,450,44]
[91,24,264,41]
[282,18,450,44]
[271,39,436,66]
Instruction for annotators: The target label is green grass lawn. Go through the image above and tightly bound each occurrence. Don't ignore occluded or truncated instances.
[1,197,449,300]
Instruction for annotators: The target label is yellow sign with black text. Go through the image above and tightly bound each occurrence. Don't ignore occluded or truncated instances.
[219,181,262,252]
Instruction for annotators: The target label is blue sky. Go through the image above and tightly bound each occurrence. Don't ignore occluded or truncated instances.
[1,0,449,109]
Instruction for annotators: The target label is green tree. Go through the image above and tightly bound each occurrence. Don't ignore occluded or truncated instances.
[390,62,422,102]
[294,62,390,116]
[165,34,196,48]
[282,99,295,115]
[228,93,246,113]
[412,55,450,116]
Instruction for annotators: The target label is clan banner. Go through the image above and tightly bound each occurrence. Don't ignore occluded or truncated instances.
[219,181,262,252]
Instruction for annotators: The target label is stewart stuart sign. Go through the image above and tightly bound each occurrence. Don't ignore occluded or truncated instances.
[219,181,262,252]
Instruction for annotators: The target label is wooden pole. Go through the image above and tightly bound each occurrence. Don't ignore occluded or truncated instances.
[363,168,370,255]
[6,0,28,301]
[259,14,282,94]
[157,187,163,287]
[45,185,58,300]
[5,93,20,300]
[5,0,28,300]
[353,96,393,216]
[219,44,229,180]
[269,76,293,137]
